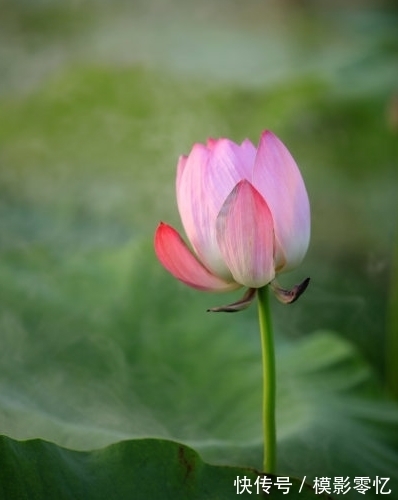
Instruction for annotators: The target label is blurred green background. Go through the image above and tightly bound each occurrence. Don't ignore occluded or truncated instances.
[0,0,397,495]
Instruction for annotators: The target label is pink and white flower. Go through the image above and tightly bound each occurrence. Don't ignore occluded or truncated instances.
[154,130,310,309]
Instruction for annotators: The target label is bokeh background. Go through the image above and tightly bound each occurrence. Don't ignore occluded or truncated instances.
[1,0,397,496]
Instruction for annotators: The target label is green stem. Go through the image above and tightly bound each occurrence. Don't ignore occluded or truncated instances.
[257,285,276,474]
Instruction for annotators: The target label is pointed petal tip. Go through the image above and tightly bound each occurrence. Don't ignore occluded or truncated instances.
[259,129,274,142]
[258,129,288,151]
[206,137,218,149]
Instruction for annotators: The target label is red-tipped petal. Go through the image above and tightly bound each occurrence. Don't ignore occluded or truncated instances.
[253,131,310,272]
[154,222,239,291]
[216,180,276,288]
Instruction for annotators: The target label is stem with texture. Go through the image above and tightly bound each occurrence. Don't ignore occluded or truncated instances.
[257,285,276,473]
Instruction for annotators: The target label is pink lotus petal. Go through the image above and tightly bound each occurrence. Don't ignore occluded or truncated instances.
[206,138,217,149]
[216,180,275,288]
[176,154,188,194]
[253,131,310,272]
[154,222,239,291]
[240,138,257,166]
[177,138,256,278]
